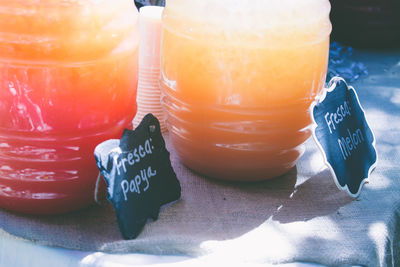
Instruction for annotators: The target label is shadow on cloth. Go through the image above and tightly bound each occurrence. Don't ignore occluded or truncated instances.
[271,169,354,224]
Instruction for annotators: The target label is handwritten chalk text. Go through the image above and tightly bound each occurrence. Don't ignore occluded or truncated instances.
[120,166,157,201]
[114,138,154,176]
[324,100,351,134]
[337,128,364,160]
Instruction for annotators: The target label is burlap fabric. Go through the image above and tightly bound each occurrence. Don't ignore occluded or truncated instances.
[1,50,400,266]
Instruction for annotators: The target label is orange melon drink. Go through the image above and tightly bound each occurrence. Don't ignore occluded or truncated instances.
[0,0,139,214]
[161,0,332,180]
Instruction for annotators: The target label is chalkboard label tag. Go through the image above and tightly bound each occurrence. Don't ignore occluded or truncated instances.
[94,114,181,239]
[310,77,377,197]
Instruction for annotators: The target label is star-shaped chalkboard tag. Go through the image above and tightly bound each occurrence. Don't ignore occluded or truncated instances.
[310,77,377,197]
[94,114,181,239]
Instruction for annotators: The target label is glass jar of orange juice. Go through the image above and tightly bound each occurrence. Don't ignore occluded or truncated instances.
[161,0,331,181]
[0,0,139,213]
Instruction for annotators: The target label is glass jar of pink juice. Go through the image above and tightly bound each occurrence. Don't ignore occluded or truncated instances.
[0,0,139,214]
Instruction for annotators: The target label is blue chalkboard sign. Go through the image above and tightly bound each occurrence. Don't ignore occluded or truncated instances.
[311,77,377,197]
[94,114,181,239]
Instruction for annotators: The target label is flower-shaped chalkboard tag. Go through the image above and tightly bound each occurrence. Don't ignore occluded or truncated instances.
[310,77,377,197]
[94,114,181,239]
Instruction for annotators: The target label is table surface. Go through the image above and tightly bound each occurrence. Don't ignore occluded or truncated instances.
[1,47,399,267]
